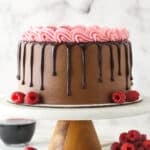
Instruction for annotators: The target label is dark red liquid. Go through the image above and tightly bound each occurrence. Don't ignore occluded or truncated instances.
[0,119,36,145]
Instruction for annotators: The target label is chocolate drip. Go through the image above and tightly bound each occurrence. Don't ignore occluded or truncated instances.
[124,43,130,90]
[97,44,102,82]
[115,44,122,75]
[66,46,72,96]
[16,42,22,80]
[128,41,133,80]
[19,41,132,95]
[109,44,114,81]
[51,45,58,76]
[21,43,27,85]
[80,45,87,89]
[40,44,46,90]
[29,44,34,87]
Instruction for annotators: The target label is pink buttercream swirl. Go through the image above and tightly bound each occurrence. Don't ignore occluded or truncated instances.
[54,26,72,43]
[38,26,56,42]
[21,25,129,42]
[71,25,92,43]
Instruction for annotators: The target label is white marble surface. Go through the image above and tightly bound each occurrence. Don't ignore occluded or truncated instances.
[0,0,150,149]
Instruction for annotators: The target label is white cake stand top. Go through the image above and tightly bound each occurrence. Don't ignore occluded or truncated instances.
[0,97,150,120]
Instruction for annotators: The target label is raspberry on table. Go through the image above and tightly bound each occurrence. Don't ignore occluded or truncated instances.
[119,132,128,144]
[127,130,141,142]
[111,130,149,150]
[137,146,145,150]
[134,140,143,148]
[111,142,121,150]
[24,146,37,150]
[143,140,150,149]
[121,143,135,150]
[140,134,147,142]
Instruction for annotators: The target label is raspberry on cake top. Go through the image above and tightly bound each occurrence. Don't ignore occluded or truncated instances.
[21,25,129,43]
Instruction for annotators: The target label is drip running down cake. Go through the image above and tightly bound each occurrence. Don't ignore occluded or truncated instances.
[16,25,133,105]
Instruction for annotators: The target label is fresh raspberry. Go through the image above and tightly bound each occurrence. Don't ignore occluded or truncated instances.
[140,134,147,141]
[119,132,128,144]
[112,91,126,104]
[127,130,141,142]
[11,91,25,104]
[121,143,135,150]
[143,140,150,149]
[111,142,121,150]
[134,140,143,148]
[137,146,145,150]
[126,90,140,102]
[25,91,40,105]
[24,146,37,150]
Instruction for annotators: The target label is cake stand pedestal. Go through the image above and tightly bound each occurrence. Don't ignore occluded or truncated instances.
[49,120,101,150]
[0,97,150,150]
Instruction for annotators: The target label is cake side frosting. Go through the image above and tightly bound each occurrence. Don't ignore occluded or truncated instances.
[17,42,133,104]
[21,25,129,43]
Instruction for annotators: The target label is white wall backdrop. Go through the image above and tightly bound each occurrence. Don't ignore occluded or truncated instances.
[0,0,150,148]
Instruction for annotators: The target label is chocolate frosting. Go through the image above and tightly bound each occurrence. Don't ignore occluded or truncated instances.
[17,41,133,96]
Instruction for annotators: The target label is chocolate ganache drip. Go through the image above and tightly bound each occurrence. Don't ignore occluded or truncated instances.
[21,42,27,85]
[51,45,58,76]
[29,43,34,87]
[18,41,133,96]
[80,44,87,89]
[128,41,133,80]
[97,44,103,82]
[16,42,22,80]
[115,43,122,75]
[66,45,72,96]
[40,44,46,90]
[124,43,130,90]
[109,44,115,81]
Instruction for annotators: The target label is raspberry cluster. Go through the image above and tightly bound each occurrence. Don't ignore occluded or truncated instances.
[24,146,37,150]
[112,90,140,104]
[111,130,150,150]
[11,91,40,105]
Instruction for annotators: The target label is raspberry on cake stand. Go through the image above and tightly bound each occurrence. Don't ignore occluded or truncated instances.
[0,97,150,150]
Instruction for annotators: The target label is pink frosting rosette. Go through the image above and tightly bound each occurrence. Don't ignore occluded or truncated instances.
[100,27,129,42]
[71,25,93,43]
[54,26,72,43]
[36,26,56,42]
[21,25,129,42]
[22,27,38,41]
[88,26,107,42]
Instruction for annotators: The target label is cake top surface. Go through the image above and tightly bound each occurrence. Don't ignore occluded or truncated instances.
[21,25,129,43]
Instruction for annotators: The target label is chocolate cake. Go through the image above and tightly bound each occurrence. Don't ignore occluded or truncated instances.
[16,25,133,105]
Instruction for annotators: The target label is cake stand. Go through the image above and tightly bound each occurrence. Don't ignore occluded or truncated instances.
[0,97,150,150]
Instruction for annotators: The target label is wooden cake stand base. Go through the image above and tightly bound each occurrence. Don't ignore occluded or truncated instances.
[49,120,101,150]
